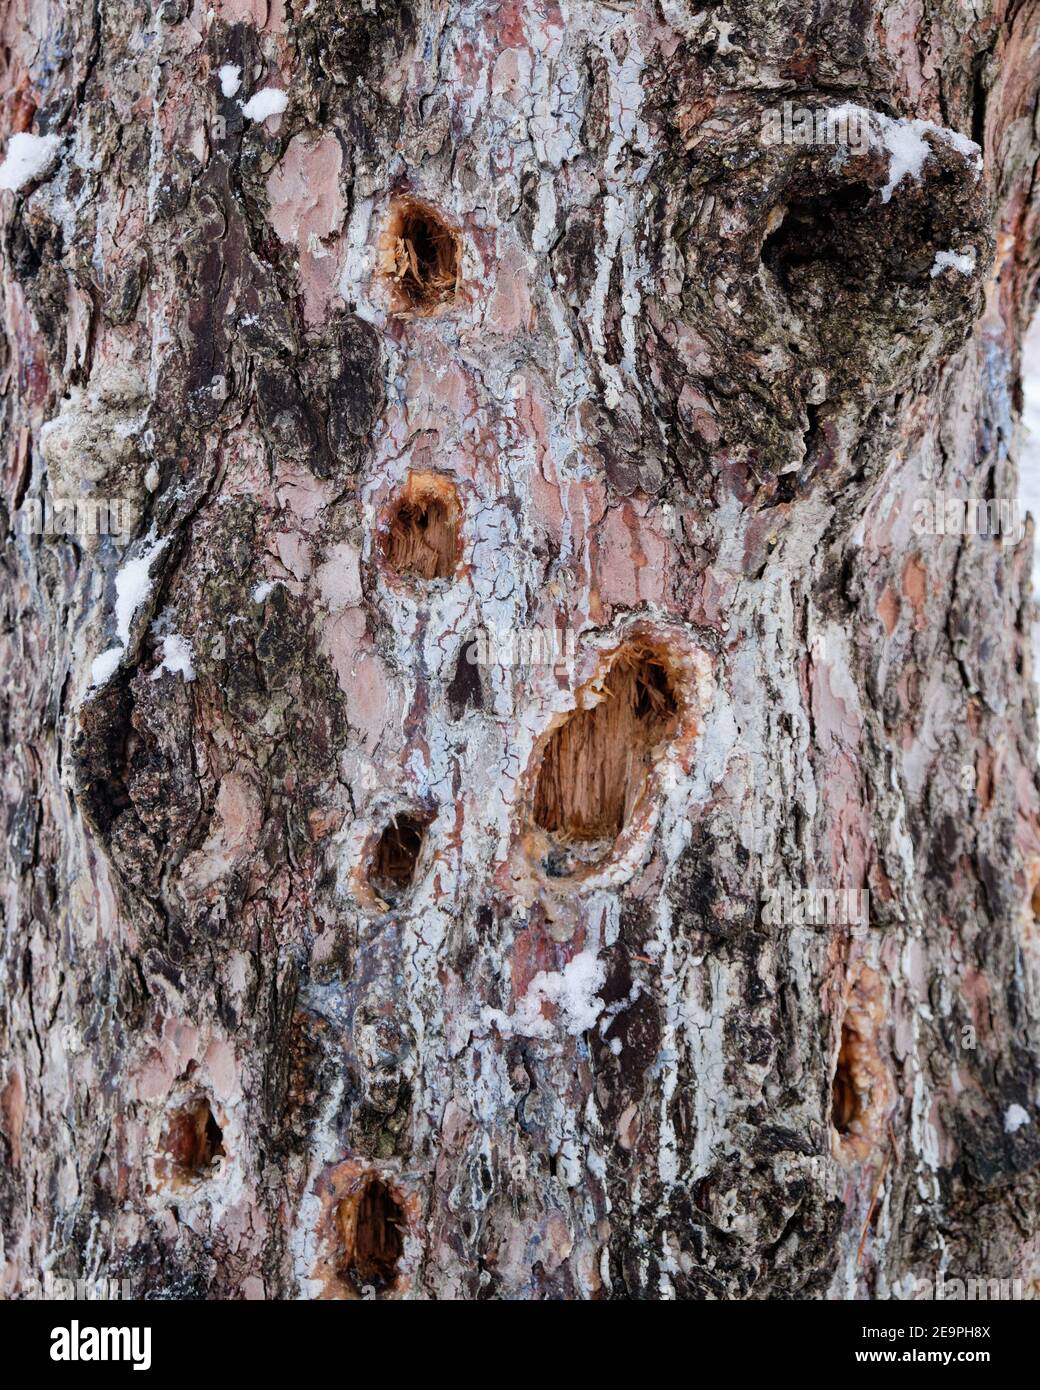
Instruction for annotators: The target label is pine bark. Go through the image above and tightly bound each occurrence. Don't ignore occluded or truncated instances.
[2,0,1040,1300]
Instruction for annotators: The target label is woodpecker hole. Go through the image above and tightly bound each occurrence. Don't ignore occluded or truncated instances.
[383,472,461,582]
[369,812,429,904]
[832,1020,866,1135]
[532,642,680,846]
[158,1098,224,1186]
[337,1177,405,1292]
[383,198,461,316]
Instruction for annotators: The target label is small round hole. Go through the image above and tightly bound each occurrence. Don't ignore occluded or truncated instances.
[368,812,430,904]
[381,472,462,583]
[382,198,461,316]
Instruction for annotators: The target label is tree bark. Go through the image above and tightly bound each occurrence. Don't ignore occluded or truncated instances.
[2,0,1040,1301]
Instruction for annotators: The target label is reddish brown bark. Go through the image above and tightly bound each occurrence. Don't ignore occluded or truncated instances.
[2,0,1040,1301]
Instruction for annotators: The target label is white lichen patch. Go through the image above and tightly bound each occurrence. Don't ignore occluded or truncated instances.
[39,366,149,492]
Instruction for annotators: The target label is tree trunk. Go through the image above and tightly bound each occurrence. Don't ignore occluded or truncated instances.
[2,0,1040,1302]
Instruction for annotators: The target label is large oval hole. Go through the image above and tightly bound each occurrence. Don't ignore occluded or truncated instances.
[337,1177,405,1293]
[531,642,680,855]
[832,1020,864,1136]
[368,811,430,905]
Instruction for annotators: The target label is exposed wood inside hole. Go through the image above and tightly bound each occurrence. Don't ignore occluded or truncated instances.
[157,1098,224,1186]
[369,812,429,903]
[383,198,460,316]
[832,1021,865,1135]
[532,642,680,844]
[383,472,461,582]
[337,1177,405,1292]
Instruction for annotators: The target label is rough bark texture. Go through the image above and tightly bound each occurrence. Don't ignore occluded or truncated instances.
[3,0,1040,1301]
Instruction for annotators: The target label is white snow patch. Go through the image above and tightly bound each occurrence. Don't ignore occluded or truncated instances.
[880,117,981,202]
[218,64,242,98]
[151,633,196,682]
[251,579,280,603]
[114,533,169,645]
[240,88,288,123]
[881,118,980,201]
[90,647,122,689]
[930,248,976,278]
[877,120,932,202]
[483,950,607,1040]
[89,533,169,690]
[0,132,60,191]
[1004,1103,1030,1134]
[829,105,982,203]
[599,981,642,1040]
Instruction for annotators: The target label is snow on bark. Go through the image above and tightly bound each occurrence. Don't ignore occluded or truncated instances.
[0,131,60,192]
